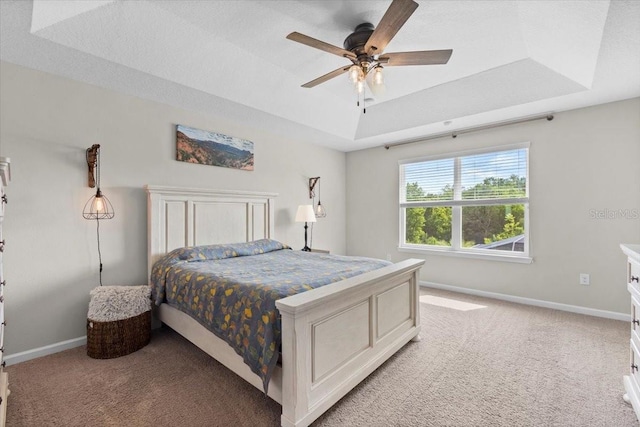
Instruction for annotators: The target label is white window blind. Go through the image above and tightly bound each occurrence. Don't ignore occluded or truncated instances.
[402,158,454,202]
[461,149,527,200]
[401,147,528,207]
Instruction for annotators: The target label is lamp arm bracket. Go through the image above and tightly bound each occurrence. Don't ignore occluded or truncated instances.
[309,177,320,199]
[86,144,100,188]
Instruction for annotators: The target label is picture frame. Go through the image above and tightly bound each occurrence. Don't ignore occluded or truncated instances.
[176,124,254,171]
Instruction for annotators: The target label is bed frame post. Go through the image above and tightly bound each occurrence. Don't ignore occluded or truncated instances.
[279,310,307,427]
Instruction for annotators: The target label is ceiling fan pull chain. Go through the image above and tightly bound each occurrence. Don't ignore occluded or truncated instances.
[363,84,367,114]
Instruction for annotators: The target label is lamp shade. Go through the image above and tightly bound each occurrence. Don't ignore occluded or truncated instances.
[295,205,316,223]
[83,188,115,220]
[315,201,326,218]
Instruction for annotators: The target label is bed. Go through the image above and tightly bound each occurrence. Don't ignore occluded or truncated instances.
[146,185,424,427]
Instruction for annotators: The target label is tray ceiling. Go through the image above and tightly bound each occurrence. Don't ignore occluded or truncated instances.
[1,0,639,151]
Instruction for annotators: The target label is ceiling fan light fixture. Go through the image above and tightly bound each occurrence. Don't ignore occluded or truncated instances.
[373,66,384,86]
[348,65,364,83]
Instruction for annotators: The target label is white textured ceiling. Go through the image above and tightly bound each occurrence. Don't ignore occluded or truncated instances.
[1,0,639,151]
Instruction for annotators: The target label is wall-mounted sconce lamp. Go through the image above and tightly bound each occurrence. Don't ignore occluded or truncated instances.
[83,144,115,220]
[83,144,114,286]
[309,177,326,218]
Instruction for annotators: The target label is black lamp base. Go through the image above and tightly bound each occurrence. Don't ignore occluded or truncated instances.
[302,222,312,252]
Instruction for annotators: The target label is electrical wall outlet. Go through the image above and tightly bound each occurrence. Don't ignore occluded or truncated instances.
[580,273,590,285]
[386,253,392,261]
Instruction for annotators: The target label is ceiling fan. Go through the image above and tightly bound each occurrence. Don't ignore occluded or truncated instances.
[286,0,452,107]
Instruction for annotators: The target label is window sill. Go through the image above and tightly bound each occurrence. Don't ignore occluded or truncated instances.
[398,246,533,264]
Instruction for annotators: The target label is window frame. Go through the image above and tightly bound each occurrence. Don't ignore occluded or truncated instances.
[398,142,532,264]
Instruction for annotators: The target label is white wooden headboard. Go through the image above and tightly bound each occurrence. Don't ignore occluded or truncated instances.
[145,185,277,277]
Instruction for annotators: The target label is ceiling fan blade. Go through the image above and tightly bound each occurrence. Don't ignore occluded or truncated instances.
[364,0,419,55]
[287,32,356,60]
[378,49,453,66]
[301,65,352,88]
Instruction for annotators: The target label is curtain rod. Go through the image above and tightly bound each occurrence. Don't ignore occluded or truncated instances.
[384,113,554,150]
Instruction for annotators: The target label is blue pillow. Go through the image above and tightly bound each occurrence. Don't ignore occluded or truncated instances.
[176,239,290,262]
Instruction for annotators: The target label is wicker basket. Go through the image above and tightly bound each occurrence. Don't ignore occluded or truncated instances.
[87,310,151,359]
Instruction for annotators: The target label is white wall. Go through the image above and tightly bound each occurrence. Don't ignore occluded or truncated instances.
[347,98,640,314]
[0,61,346,355]
[2,59,638,357]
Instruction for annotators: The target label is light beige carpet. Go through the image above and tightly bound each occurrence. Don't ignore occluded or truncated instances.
[6,288,638,426]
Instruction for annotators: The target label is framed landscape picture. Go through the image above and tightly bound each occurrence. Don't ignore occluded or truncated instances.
[176,124,254,171]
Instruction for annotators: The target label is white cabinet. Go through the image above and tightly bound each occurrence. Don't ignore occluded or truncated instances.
[622,243,640,421]
[0,157,9,427]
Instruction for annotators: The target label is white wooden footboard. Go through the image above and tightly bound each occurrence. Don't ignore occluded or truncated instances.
[276,258,424,427]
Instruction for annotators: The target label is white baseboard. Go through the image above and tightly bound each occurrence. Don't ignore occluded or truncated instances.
[420,281,630,322]
[3,283,629,365]
[4,336,86,366]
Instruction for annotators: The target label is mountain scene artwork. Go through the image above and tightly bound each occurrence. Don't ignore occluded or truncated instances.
[176,124,254,171]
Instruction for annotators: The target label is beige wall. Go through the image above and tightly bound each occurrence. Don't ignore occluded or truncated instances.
[346,98,640,314]
[0,61,346,354]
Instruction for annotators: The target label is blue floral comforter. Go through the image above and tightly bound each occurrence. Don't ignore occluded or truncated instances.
[150,239,391,393]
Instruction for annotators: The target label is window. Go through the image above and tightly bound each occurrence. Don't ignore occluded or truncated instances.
[399,143,530,261]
